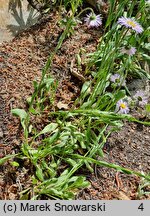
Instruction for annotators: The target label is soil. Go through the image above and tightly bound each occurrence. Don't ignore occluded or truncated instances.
[0,10,150,200]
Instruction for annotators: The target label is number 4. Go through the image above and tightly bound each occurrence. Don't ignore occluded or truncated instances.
[138,203,144,211]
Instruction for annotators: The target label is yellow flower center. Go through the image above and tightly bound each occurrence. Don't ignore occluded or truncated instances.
[127,20,136,28]
[120,103,126,109]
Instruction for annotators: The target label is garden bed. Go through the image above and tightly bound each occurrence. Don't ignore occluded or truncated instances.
[0,3,150,200]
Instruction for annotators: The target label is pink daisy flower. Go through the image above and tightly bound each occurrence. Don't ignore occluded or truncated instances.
[117,17,144,34]
[116,99,130,114]
[85,13,102,28]
[110,73,126,86]
[121,47,136,56]
[133,90,149,106]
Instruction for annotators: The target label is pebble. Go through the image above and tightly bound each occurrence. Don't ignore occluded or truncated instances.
[0,127,4,138]
[144,135,150,140]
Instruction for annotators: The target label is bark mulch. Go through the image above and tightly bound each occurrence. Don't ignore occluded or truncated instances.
[0,10,150,200]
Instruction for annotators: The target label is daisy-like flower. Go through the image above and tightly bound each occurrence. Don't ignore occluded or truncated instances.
[110,73,126,86]
[121,47,136,56]
[116,99,130,114]
[133,90,149,106]
[117,17,144,34]
[85,12,102,28]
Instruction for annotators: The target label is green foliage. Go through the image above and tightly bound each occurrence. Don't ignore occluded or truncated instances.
[11,109,29,138]
[3,0,150,200]
[137,175,150,198]
[0,154,18,165]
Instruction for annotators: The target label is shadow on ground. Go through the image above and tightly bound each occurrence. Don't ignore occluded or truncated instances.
[7,0,40,36]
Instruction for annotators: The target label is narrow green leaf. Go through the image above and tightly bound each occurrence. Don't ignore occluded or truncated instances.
[113,90,126,102]
[65,158,77,167]
[11,109,27,120]
[146,104,150,113]
[36,123,58,138]
[36,165,44,181]
[72,154,150,181]
[68,176,90,189]
[0,154,18,165]
[11,108,29,132]
[10,161,20,167]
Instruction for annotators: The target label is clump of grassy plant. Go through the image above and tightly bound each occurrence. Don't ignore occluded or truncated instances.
[137,174,150,199]
[1,0,150,199]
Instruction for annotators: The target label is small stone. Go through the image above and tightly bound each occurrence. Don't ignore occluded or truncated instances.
[145,135,150,139]
[0,127,4,138]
